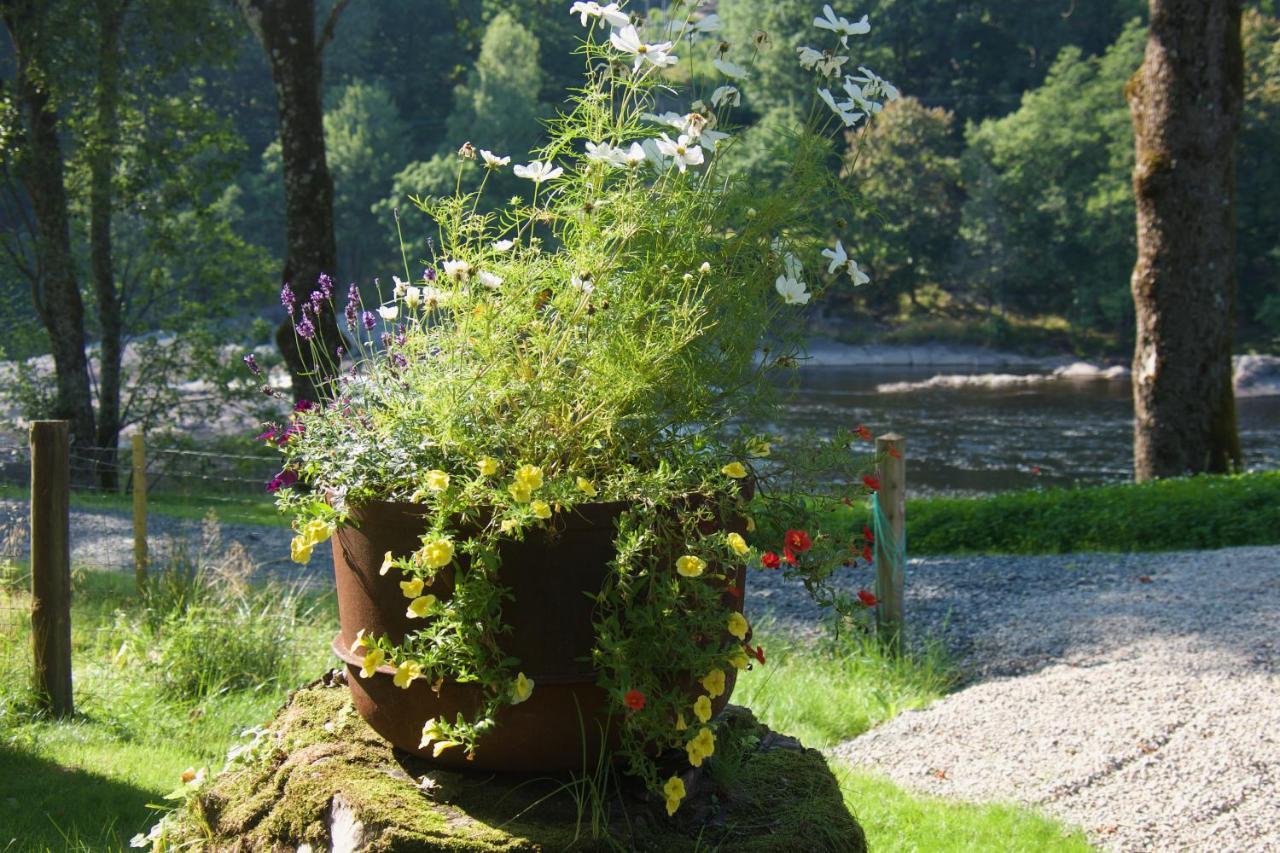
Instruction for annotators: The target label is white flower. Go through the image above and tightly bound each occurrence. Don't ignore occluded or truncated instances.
[783,252,804,281]
[377,304,399,321]
[442,259,472,279]
[571,274,595,294]
[641,138,669,170]
[392,275,409,299]
[479,149,510,169]
[585,140,625,167]
[846,258,871,286]
[700,261,711,273]
[655,133,704,173]
[570,1,629,28]
[513,160,564,183]
[713,58,749,80]
[641,110,729,150]
[402,286,422,310]
[814,4,870,45]
[493,239,515,252]
[818,87,863,127]
[692,13,722,33]
[850,66,900,102]
[775,273,810,305]
[622,141,647,167]
[841,79,880,114]
[610,24,677,73]
[711,85,740,108]
[477,270,503,290]
[422,286,452,305]
[799,46,848,76]
[798,46,823,70]
[822,240,849,275]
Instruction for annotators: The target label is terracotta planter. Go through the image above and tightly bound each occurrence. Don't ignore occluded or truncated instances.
[331,498,747,772]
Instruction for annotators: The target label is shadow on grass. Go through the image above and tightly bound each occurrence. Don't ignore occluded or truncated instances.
[0,746,156,851]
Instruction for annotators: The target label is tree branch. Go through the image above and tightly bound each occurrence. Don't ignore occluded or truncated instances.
[317,0,349,55]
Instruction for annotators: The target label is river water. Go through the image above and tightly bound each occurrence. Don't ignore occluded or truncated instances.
[778,367,1280,496]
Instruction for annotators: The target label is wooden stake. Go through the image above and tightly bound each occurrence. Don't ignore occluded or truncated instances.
[874,433,906,651]
[132,432,147,592]
[30,420,73,717]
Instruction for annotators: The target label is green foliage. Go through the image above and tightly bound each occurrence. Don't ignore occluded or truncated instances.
[907,472,1280,555]
[1240,10,1280,342]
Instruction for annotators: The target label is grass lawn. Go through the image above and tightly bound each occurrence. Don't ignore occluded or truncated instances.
[0,482,286,528]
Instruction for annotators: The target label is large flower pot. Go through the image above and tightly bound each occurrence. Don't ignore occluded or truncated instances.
[331,498,746,772]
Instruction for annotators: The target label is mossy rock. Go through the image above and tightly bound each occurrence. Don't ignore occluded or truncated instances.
[171,673,865,852]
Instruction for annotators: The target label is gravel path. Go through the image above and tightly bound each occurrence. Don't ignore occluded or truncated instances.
[6,499,1277,850]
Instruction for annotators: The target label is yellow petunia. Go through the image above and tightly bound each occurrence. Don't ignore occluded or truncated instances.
[349,628,368,656]
[420,716,445,749]
[425,469,450,492]
[513,463,544,491]
[290,535,314,564]
[379,551,395,576]
[393,660,422,689]
[725,532,750,556]
[745,515,756,533]
[508,482,532,503]
[360,648,385,679]
[531,500,552,519]
[663,775,686,816]
[721,461,747,479]
[302,518,334,546]
[478,457,499,477]
[675,555,706,578]
[685,726,716,767]
[511,671,535,704]
[728,649,750,670]
[500,518,520,534]
[727,612,749,641]
[406,595,437,619]
[675,712,688,731]
[748,437,772,458]
[432,739,462,758]
[700,668,726,699]
[693,694,713,724]
[575,476,598,498]
[421,537,455,569]
[400,577,425,599]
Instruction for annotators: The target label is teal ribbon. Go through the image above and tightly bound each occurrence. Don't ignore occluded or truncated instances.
[870,491,906,599]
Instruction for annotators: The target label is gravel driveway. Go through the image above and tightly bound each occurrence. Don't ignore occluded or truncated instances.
[5,499,1277,851]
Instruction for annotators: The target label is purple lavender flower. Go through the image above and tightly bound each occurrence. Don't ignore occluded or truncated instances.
[381,332,392,349]
[296,315,316,340]
[391,353,408,369]
[261,385,277,397]
[335,346,345,360]
[361,310,376,330]
[317,272,334,299]
[345,283,359,330]
[280,284,296,315]
[395,324,407,347]
[243,353,261,376]
[423,267,437,282]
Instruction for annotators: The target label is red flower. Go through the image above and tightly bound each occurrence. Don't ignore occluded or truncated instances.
[862,544,873,563]
[783,547,798,565]
[856,424,873,440]
[862,525,874,544]
[751,645,766,665]
[726,583,742,599]
[1031,466,1042,475]
[857,589,878,607]
[862,474,881,491]
[761,551,781,569]
[887,445,901,459]
[624,689,646,711]
[783,529,812,552]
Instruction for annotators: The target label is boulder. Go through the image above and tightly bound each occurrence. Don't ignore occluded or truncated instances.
[167,673,866,852]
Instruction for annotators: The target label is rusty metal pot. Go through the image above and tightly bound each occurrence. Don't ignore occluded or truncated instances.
[331,497,746,772]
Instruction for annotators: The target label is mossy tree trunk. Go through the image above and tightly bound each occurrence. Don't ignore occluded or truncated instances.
[1127,0,1244,481]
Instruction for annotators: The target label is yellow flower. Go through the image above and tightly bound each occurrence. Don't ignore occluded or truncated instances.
[400,577,425,599]
[409,489,427,503]
[500,518,520,534]
[663,775,686,816]
[685,726,716,767]
[290,535,314,564]
[575,476,598,498]
[725,532,749,556]
[700,668,726,699]
[728,649,749,670]
[478,457,499,477]
[420,537,455,569]
[675,712,688,731]
[675,555,706,578]
[406,595,437,619]
[433,739,462,758]
[393,660,422,689]
[513,463,544,491]
[348,628,367,656]
[379,551,395,576]
[425,469,450,492]
[531,500,552,519]
[727,612,749,641]
[302,518,334,546]
[508,482,532,503]
[693,694,713,723]
[420,716,445,749]
[360,648,385,678]
[511,672,535,704]
[745,515,756,533]
[748,437,772,458]
[721,461,747,479]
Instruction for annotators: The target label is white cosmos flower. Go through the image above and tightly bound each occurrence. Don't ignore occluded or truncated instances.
[818,87,864,127]
[571,274,594,294]
[711,85,741,108]
[640,138,669,170]
[655,134,704,173]
[477,270,503,290]
[513,160,564,183]
[442,259,472,280]
[783,252,804,281]
[421,286,452,305]
[479,149,510,169]
[841,80,880,114]
[493,239,515,252]
[402,286,422,309]
[622,141,647,167]
[775,273,810,305]
[377,304,399,321]
[846,258,871,286]
[570,1,629,28]
[585,141,624,166]
[610,25,677,72]
[798,47,823,70]
[392,274,409,299]
[814,5,870,45]
[713,58,749,80]
[851,66,900,102]
[821,240,849,274]
[799,47,848,76]
[641,110,729,150]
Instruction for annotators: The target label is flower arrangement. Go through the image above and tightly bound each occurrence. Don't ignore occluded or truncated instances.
[258,0,897,815]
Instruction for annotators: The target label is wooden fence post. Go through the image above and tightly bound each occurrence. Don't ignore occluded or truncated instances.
[30,420,73,717]
[132,433,147,592]
[874,433,906,652]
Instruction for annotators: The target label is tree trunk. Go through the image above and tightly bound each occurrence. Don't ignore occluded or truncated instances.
[3,1,97,482]
[89,0,129,490]
[1127,0,1244,481]
[236,0,345,404]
